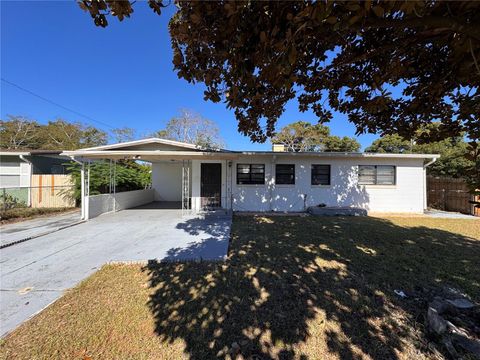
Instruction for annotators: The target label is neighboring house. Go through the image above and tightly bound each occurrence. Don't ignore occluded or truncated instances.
[62,138,439,219]
[0,150,73,207]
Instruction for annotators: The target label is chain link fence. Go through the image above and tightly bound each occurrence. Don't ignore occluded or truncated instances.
[1,185,76,213]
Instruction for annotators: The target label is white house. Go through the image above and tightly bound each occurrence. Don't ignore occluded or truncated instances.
[62,138,439,219]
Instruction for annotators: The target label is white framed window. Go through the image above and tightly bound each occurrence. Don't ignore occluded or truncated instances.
[358,165,396,185]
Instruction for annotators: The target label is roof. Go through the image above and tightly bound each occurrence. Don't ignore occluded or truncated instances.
[79,138,205,151]
[0,149,64,156]
[61,138,440,161]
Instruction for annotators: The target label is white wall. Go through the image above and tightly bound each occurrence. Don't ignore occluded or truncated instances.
[151,162,183,201]
[151,155,426,214]
[230,155,426,213]
[87,189,154,219]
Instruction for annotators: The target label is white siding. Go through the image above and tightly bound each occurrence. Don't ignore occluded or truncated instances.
[151,162,183,201]
[230,155,425,213]
[151,155,426,214]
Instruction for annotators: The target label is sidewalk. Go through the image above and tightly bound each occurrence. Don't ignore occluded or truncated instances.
[0,210,82,248]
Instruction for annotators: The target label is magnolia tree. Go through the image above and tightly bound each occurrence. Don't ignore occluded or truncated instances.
[79,0,480,192]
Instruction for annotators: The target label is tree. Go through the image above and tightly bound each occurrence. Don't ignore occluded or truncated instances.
[154,109,224,149]
[323,136,361,152]
[0,117,108,150]
[0,115,40,149]
[111,127,136,143]
[80,0,479,192]
[66,160,151,202]
[364,134,413,153]
[38,119,108,150]
[79,1,479,142]
[272,121,360,152]
[365,132,476,179]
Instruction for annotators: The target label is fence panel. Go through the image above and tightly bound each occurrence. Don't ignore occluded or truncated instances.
[30,175,75,208]
[427,176,478,216]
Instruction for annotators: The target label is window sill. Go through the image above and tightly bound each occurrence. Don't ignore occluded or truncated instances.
[310,184,331,188]
[360,184,397,189]
[274,184,296,187]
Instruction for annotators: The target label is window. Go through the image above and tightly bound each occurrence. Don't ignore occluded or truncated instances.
[237,164,265,185]
[0,175,20,187]
[311,165,330,185]
[275,164,295,185]
[358,165,395,185]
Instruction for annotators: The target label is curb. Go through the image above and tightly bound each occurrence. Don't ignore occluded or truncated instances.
[0,220,86,249]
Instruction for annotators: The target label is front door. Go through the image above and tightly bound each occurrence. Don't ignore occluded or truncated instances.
[201,163,222,209]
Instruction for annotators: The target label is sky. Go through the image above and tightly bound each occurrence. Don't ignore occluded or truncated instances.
[1,1,378,151]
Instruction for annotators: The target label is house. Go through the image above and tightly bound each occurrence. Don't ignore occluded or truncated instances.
[0,149,74,207]
[62,138,439,220]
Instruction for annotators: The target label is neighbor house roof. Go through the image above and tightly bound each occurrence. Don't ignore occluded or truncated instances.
[61,138,440,162]
[0,149,64,156]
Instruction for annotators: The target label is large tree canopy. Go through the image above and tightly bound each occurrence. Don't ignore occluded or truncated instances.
[0,116,108,150]
[365,133,476,179]
[272,121,360,152]
[80,0,479,145]
[79,0,480,193]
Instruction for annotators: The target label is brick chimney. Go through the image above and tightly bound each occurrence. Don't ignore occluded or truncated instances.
[272,144,286,152]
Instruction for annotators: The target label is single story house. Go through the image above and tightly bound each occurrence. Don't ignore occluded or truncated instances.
[62,138,439,220]
[0,150,74,207]
[0,149,70,188]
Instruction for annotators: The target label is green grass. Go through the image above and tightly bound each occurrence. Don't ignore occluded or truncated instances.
[0,207,75,223]
[1,216,479,359]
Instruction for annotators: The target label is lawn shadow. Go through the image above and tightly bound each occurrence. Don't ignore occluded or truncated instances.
[144,216,480,359]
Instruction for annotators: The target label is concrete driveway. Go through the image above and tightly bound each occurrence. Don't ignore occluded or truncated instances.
[1,210,82,248]
[0,203,231,336]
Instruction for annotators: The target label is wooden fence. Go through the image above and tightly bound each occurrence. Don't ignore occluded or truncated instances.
[30,174,76,208]
[427,176,479,216]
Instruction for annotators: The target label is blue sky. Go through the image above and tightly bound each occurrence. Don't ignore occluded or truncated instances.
[1,1,377,150]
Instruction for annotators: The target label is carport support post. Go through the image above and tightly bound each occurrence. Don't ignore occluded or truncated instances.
[84,162,90,220]
[71,157,87,220]
[113,159,116,212]
[80,163,85,219]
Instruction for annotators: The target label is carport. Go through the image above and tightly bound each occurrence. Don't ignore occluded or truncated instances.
[61,138,237,220]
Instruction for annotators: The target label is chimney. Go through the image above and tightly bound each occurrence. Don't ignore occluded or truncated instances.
[272,144,286,152]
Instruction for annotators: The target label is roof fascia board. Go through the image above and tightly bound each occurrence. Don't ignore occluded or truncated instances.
[79,138,201,151]
[62,149,439,161]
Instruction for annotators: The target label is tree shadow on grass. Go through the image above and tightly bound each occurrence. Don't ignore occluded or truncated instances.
[143,216,480,359]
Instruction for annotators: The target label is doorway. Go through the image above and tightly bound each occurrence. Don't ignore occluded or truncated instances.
[200,163,222,209]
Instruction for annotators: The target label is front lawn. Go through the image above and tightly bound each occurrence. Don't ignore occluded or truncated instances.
[1,216,479,359]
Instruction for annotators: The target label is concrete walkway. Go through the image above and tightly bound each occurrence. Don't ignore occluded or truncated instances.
[424,210,478,219]
[0,210,82,247]
[0,204,231,337]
